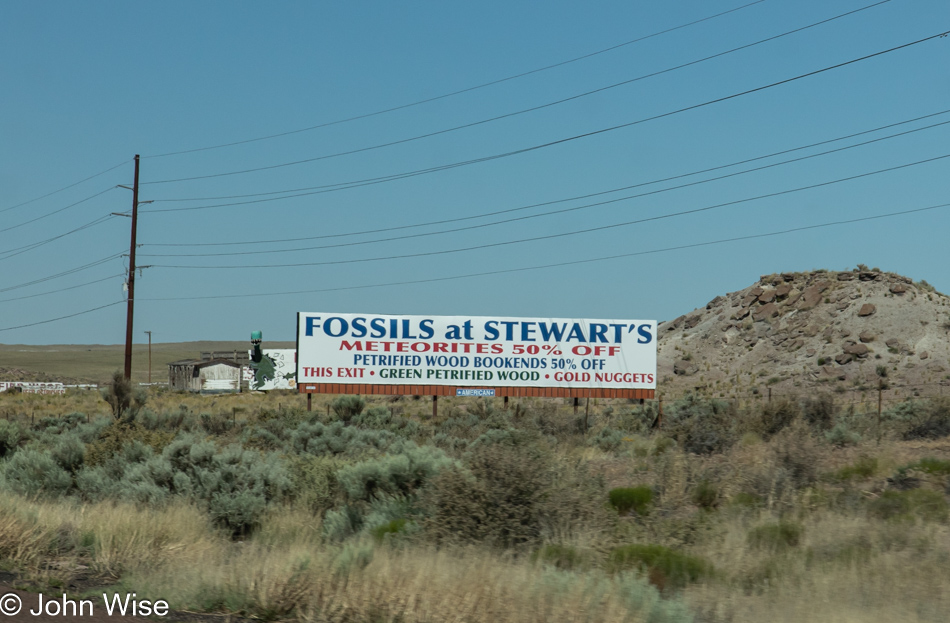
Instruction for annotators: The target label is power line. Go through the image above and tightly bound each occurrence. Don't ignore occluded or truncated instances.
[0,300,125,333]
[0,273,125,305]
[140,118,950,258]
[0,251,125,294]
[143,108,950,248]
[143,0,768,159]
[141,28,950,204]
[0,159,128,215]
[0,214,118,262]
[143,1,892,190]
[0,187,118,235]
[148,152,950,270]
[140,199,950,301]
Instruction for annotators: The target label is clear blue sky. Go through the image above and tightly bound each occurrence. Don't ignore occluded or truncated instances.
[1,0,948,345]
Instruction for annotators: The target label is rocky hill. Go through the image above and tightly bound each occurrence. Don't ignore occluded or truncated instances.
[657,269,950,399]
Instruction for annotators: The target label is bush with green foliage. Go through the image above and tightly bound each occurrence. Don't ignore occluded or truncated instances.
[336,444,458,503]
[691,480,719,510]
[531,543,586,571]
[101,370,148,421]
[589,427,624,453]
[884,398,950,440]
[331,395,365,423]
[323,445,459,541]
[748,521,804,551]
[832,456,878,481]
[663,393,738,454]
[2,448,73,496]
[609,486,654,516]
[759,399,800,439]
[825,422,862,447]
[868,489,949,523]
[290,420,403,458]
[801,394,836,430]
[607,544,713,590]
[423,444,551,547]
[907,457,950,476]
[0,420,24,458]
[84,422,175,467]
[352,405,421,438]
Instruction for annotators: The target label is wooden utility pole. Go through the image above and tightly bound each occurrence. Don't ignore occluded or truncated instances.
[144,330,152,383]
[123,155,140,380]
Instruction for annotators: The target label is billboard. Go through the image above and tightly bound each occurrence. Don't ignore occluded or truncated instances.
[296,313,656,399]
[245,349,297,391]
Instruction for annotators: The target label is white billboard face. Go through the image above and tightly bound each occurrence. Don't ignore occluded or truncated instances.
[296,313,656,391]
[245,349,297,391]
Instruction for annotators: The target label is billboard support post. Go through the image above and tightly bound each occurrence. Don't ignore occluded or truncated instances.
[432,395,438,418]
[307,393,312,412]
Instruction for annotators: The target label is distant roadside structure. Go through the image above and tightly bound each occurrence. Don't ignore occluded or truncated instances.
[0,381,65,395]
[167,359,242,393]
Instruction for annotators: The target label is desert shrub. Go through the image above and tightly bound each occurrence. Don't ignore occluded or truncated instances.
[323,446,458,541]
[869,489,949,523]
[532,543,586,571]
[423,444,551,548]
[199,412,233,435]
[807,535,874,566]
[351,405,421,438]
[609,486,654,516]
[663,393,738,454]
[430,433,469,453]
[589,427,624,453]
[607,544,713,590]
[825,421,862,447]
[617,401,658,433]
[290,420,402,458]
[748,521,804,551]
[908,457,950,476]
[1,448,73,496]
[139,408,194,431]
[691,480,719,510]
[81,434,291,535]
[50,433,85,473]
[336,444,458,503]
[465,427,535,449]
[801,393,836,430]
[101,371,148,421]
[33,412,88,435]
[331,395,365,423]
[84,422,175,467]
[770,419,820,489]
[244,426,284,451]
[369,517,412,544]
[759,398,800,439]
[286,454,344,511]
[885,398,950,440]
[438,413,482,439]
[832,456,878,481]
[730,492,764,508]
[0,420,24,458]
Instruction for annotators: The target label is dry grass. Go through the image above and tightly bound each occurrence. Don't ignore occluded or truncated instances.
[3,390,950,622]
